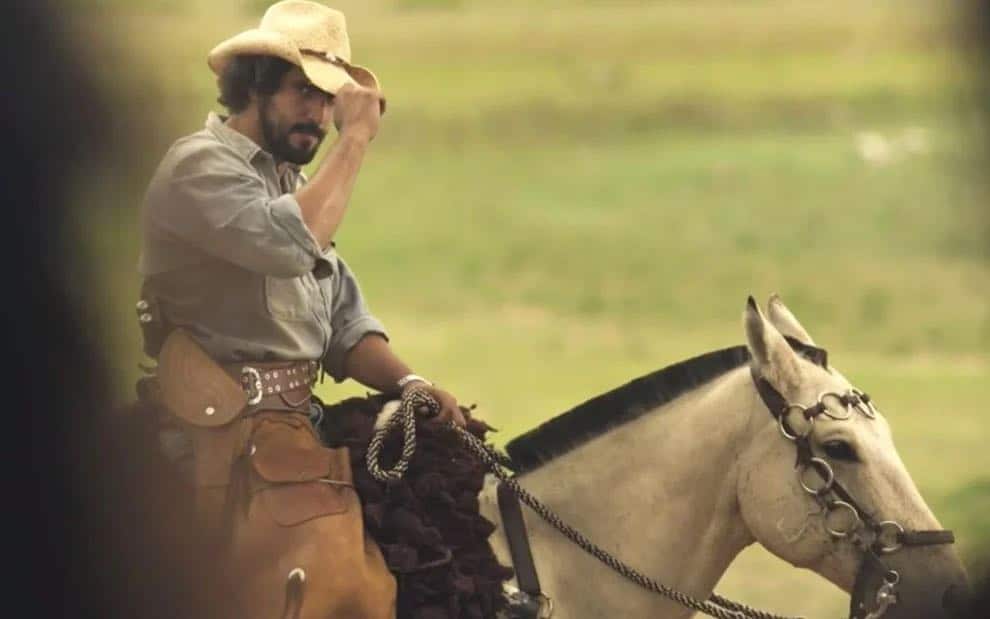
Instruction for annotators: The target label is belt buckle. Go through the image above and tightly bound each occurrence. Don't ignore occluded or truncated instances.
[241,366,263,405]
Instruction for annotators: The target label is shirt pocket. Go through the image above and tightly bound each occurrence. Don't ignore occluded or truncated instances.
[264,274,314,322]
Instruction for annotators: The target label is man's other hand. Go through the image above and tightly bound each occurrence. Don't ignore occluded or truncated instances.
[403,383,467,428]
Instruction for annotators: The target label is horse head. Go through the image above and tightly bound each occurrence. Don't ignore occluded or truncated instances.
[736,295,971,618]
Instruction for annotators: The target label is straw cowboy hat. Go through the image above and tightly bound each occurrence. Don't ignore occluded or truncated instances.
[207,0,379,95]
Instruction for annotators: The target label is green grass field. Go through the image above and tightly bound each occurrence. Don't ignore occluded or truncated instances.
[68,1,988,615]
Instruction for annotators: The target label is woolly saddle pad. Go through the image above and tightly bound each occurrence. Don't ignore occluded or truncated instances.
[320,395,514,619]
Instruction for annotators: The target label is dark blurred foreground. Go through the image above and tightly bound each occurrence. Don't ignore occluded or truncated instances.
[8,2,225,616]
[6,1,988,617]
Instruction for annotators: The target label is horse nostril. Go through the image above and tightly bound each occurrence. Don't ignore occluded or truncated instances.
[942,584,972,617]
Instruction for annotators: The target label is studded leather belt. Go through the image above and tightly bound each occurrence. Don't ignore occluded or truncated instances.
[221,359,320,413]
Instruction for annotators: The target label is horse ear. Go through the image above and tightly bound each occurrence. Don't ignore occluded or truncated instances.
[766,293,816,346]
[744,296,803,390]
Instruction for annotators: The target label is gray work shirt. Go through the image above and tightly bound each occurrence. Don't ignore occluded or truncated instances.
[138,112,386,382]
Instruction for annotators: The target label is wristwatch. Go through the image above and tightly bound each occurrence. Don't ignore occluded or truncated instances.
[396,373,432,391]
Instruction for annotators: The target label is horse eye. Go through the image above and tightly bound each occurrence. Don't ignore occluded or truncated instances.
[822,440,859,462]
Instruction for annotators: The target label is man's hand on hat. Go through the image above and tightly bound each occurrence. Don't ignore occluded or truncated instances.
[333,83,385,143]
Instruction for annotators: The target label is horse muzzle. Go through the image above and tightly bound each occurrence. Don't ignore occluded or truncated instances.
[850,546,973,619]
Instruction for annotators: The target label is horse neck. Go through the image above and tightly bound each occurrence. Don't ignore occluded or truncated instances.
[499,366,763,617]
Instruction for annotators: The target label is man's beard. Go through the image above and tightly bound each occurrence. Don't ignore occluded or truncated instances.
[259,100,325,165]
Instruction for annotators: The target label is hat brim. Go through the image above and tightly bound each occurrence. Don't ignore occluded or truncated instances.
[207,29,379,94]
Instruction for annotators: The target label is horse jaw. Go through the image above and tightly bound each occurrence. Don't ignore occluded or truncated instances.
[735,408,860,584]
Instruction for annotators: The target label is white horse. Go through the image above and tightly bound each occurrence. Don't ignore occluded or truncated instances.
[477,295,970,618]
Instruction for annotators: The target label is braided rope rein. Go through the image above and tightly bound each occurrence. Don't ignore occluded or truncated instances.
[365,389,802,619]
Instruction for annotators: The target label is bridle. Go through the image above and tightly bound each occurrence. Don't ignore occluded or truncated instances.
[750,340,956,619]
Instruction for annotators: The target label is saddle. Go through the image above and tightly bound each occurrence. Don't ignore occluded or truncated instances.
[144,329,397,619]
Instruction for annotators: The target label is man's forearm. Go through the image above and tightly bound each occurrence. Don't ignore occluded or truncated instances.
[342,333,414,394]
[295,131,370,249]
[343,334,466,428]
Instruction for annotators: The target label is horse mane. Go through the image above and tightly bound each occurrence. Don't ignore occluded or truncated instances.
[504,338,827,473]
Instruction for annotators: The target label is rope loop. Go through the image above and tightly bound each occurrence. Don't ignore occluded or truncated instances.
[365,387,435,482]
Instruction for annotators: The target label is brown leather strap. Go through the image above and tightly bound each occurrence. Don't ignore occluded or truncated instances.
[222,360,319,410]
[300,48,349,67]
[251,388,314,414]
[900,529,955,546]
[498,481,542,597]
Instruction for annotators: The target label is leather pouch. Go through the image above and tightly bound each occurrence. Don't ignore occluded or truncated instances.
[158,329,247,428]
[259,483,349,526]
[249,415,353,525]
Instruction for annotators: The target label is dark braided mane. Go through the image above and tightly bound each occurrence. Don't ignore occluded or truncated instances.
[505,338,827,474]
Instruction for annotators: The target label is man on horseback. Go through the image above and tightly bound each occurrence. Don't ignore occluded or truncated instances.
[136,1,466,616]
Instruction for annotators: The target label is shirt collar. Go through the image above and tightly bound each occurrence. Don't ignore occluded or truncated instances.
[205,112,264,161]
[205,112,302,176]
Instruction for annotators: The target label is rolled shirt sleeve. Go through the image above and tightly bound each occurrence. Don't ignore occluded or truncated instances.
[322,255,388,382]
[146,139,327,278]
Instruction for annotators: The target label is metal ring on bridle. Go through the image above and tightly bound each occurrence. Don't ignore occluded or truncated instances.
[824,500,862,538]
[799,457,835,495]
[876,520,905,554]
[537,593,554,619]
[883,570,900,586]
[818,391,852,420]
[778,404,814,440]
[850,388,877,418]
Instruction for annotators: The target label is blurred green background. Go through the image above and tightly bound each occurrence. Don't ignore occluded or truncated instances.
[66,0,987,615]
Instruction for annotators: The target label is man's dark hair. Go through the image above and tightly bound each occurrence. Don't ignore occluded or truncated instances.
[217,54,296,113]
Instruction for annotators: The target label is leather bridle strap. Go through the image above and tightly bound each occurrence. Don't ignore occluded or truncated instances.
[900,530,955,545]
[750,370,788,423]
[498,481,543,597]
[828,476,955,548]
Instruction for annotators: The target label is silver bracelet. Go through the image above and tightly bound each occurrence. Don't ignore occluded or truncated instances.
[396,373,432,391]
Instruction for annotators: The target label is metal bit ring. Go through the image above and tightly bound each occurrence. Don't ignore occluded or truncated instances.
[818,391,853,420]
[779,404,815,440]
[851,388,877,418]
[824,500,862,538]
[876,521,905,554]
[799,457,835,495]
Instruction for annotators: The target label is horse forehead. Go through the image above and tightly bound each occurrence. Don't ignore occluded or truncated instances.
[806,368,894,440]
[794,361,853,400]
[797,365,893,431]
[815,405,890,441]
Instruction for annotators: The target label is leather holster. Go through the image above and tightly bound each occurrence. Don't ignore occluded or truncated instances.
[151,329,254,530]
